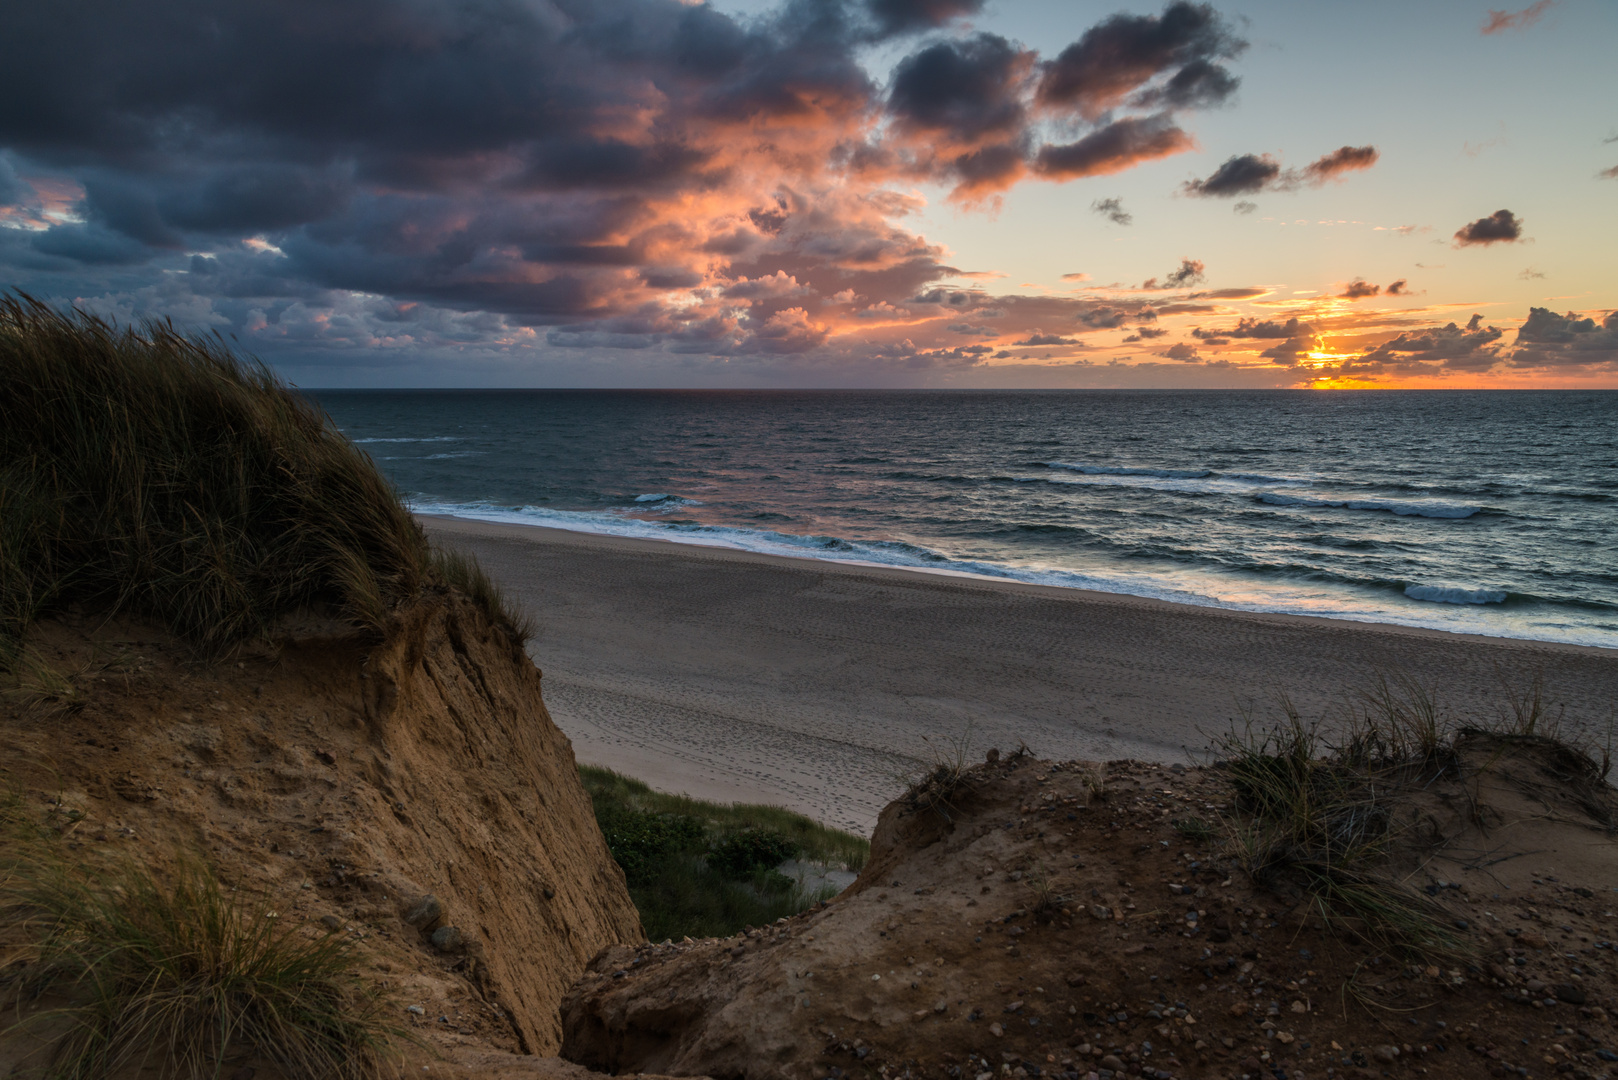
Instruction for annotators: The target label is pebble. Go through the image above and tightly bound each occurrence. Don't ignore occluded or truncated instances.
[430,925,465,952]
[320,914,343,931]
[404,894,443,929]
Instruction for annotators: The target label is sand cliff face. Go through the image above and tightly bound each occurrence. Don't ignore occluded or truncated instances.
[0,595,642,1057]
[561,750,1618,1080]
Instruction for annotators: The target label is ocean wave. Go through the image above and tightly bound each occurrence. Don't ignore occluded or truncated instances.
[1256,493,1481,519]
[633,493,705,509]
[407,500,1618,648]
[353,436,460,444]
[1046,462,1212,479]
[1404,584,1508,605]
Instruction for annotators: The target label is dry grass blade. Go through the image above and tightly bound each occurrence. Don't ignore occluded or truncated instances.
[1,832,400,1080]
[0,293,530,659]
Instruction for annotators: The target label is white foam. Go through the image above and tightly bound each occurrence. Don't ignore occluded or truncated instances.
[1256,493,1481,520]
[1405,584,1508,605]
[1047,462,1212,479]
[352,436,461,444]
[412,501,1618,649]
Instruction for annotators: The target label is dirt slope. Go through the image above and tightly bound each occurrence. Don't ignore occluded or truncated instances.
[0,596,642,1058]
[561,748,1618,1080]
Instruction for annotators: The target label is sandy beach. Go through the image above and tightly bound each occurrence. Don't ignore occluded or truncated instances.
[423,515,1618,834]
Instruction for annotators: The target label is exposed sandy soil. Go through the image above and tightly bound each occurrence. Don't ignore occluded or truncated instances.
[420,517,1618,836]
[0,597,641,1071]
[562,747,1618,1080]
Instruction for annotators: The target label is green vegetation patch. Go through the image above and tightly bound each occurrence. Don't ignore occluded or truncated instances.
[579,766,868,941]
[0,295,527,660]
[0,799,398,1079]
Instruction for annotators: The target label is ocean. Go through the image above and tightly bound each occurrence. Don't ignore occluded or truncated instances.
[310,390,1618,649]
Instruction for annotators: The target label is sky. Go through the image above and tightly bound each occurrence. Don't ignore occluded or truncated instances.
[1,0,1614,388]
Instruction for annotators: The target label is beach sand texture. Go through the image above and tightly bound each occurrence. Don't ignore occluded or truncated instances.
[424,516,1618,834]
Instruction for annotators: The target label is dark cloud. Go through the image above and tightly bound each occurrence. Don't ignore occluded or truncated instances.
[1158,341,1202,362]
[1350,313,1505,372]
[1034,114,1193,181]
[1386,278,1410,296]
[1079,306,1131,328]
[1036,2,1245,119]
[1141,258,1205,290]
[1092,197,1132,226]
[866,0,985,37]
[1301,145,1379,182]
[1194,316,1311,340]
[1122,326,1167,342]
[888,35,1031,143]
[1260,336,1315,367]
[1233,200,1257,214]
[0,0,1253,367]
[1454,209,1523,246]
[1482,0,1553,34]
[1510,307,1618,368]
[1182,153,1278,197]
[1184,144,1377,197]
[1339,278,1380,300]
[1017,333,1082,346]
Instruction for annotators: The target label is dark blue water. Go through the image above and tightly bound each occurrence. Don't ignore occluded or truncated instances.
[310,390,1618,648]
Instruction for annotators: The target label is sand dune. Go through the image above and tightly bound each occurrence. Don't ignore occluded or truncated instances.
[423,516,1618,834]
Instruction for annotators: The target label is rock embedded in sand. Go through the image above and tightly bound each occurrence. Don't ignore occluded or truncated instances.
[431,925,466,953]
[405,893,445,929]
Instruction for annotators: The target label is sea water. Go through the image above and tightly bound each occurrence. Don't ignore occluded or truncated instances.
[310,390,1618,649]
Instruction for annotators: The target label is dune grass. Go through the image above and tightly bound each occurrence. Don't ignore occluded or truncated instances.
[0,800,398,1080]
[1208,678,1613,964]
[579,766,868,941]
[0,294,527,660]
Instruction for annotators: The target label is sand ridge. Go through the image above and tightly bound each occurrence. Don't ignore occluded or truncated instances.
[422,516,1618,833]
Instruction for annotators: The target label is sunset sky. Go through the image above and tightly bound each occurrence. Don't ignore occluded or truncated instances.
[1,0,1614,387]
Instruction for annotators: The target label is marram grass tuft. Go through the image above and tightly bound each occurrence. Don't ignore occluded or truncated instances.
[0,294,528,656]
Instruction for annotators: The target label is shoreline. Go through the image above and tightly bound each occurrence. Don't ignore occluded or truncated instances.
[408,503,1617,652]
[421,513,1618,833]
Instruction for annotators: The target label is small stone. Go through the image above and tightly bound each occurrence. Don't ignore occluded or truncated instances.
[1276,1031,1294,1044]
[1520,931,1548,949]
[934,1000,948,1013]
[1372,1045,1400,1064]
[320,914,343,932]
[404,894,443,929]
[990,1023,1005,1037]
[429,925,465,953]
[1100,1056,1125,1073]
[316,749,337,765]
[406,1005,425,1016]
[1554,984,1587,1005]
[1228,1002,1250,1017]
[986,748,1000,763]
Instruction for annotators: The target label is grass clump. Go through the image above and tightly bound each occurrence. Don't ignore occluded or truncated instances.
[1,803,396,1079]
[1211,677,1614,963]
[580,766,868,941]
[1211,693,1466,963]
[0,294,527,660]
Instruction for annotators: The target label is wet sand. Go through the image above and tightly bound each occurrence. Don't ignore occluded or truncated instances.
[423,515,1618,834]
